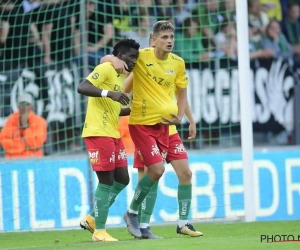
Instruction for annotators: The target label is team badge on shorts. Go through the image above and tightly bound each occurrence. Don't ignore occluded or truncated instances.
[161,150,168,161]
[88,149,100,164]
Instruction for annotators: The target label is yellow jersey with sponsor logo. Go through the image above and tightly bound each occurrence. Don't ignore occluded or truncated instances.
[129,48,188,125]
[82,62,124,138]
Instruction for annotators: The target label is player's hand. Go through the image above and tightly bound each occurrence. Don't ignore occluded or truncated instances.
[188,122,197,140]
[160,113,182,126]
[107,91,130,106]
[111,57,128,74]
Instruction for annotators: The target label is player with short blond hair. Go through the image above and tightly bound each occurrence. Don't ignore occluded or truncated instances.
[98,20,202,239]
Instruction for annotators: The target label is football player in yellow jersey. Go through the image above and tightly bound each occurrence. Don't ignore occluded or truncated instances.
[120,35,202,239]
[100,21,201,239]
[77,39,140,242]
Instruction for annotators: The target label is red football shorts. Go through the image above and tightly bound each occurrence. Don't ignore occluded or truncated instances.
[133,133,188,169]
[84,136,127,171]
[129,124,169,167]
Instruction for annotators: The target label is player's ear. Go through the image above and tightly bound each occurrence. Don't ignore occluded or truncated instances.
[117,52,123,59]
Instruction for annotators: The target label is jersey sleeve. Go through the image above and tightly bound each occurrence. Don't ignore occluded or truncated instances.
[175,61,188,89]
[86,64,109,88]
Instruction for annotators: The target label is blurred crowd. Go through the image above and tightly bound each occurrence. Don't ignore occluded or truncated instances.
[1,0,300,69]
[0,0,299,158]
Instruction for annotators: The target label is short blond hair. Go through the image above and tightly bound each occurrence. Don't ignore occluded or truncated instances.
[152,20,175,36]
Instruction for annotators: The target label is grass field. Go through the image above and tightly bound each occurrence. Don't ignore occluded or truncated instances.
[1,220,300,250]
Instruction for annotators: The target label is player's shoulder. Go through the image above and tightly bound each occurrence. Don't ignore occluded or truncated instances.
[93,62,116,74]
[169,53,185,64]
[138,47,153,54]
[94,62,114,70]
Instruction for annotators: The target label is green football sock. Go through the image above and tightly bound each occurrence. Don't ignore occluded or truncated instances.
[90,183,102,218]
[129,174,155,212]
[94,183,112,230]
[140,181,158,224]
[138,206,142,223]
[108,181,127,206]
[89,181,126,218]
[178,184,192,220]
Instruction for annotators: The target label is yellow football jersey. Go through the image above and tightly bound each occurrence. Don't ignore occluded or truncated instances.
[169,125,178,135]
[82,63,123,138]
[130,48,188,125]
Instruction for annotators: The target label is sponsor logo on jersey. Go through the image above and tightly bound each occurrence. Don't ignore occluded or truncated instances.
[92,72,99,79]
[88,149,100,164]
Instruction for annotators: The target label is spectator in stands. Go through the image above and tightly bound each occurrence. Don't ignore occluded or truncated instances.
[281,2,300,58]
[260,19,293,59]
[173,0,192,27]
[113,0,133,38]
[0,93,47,158]
[192,0,222,49]
[35,0,75,65]
[0,0,40,70]
[126,16,152,48]
[174,17,212,64]
[220,0,236,22]
[76,0,114,70]
[249,23,274,59]
[155,0,175,23]
[260,0,282,21]
[248,0,269,42]
[132,0,157,27]
[214,19,237,60]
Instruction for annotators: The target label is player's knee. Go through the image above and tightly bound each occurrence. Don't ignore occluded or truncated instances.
[114,168,130,186]
[148,164,165,181]
[119,174,130,186]
[156,165,165,178]
[96,171,114,186]
[178,169,192,183]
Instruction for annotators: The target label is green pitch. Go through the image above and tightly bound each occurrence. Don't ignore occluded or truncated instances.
[1,221,300,250]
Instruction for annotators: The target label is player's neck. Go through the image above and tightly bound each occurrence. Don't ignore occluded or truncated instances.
[154,48,169,60]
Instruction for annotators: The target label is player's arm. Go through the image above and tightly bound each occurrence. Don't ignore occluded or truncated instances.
[175,62,188,121]
[175,92,197,140]
[124,73,133,93]
[160,86,187,126]
[176,86,187,121]
[160,62,188,126]
[100,55,128,74]
[119,107,131,116]
[184,100,196,140]
[172,86,187,124]
[77,80,130,106]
